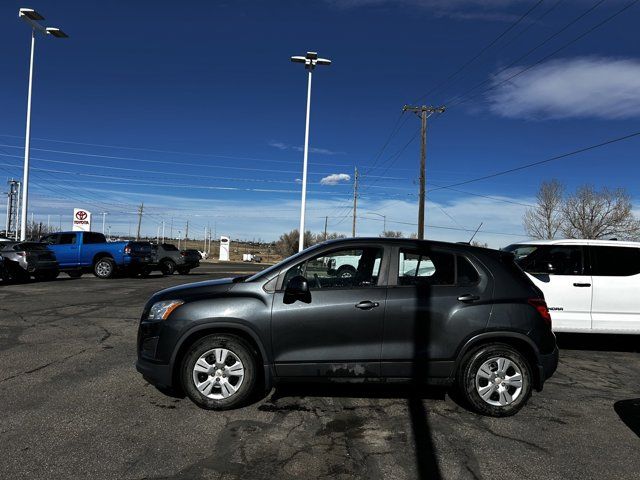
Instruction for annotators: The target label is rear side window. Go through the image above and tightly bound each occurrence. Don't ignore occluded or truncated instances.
[83,232,106,244]
[398,250,455,286]
[161,244,179,251]
[591,246,640,276]
[457,256,480,285]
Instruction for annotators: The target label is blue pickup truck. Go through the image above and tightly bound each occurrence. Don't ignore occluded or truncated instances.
[41,231,152,279]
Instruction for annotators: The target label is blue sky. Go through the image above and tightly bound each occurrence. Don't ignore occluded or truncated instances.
[0,0,639,246]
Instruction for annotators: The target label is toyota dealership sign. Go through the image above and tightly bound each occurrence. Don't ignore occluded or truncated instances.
[72,208,92,232]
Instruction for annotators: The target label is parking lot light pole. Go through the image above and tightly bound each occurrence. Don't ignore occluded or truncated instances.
[18,8,68,241]
[291,52,331,252]
[367,211,387,232]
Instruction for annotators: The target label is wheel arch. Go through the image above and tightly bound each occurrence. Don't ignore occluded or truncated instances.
[92,252,114,265]
[170,322,272,392]
[454,332,543,391]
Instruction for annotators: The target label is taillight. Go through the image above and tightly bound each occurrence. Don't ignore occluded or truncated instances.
[528,298,552,328]
[180,251,186,257]
[124,245,132,255]
[15,251,26,257]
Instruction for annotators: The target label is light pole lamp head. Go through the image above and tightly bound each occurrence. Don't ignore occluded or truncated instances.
[19,8,44,21]
[291,51,332,70]
[46,27,68,38]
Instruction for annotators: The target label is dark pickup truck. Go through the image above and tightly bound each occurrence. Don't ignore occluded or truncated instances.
[148,243,200,275]
[41,231,152,279]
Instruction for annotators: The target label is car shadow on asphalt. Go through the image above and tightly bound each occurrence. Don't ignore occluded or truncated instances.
[614,399,640,438]
[555,333,640,353]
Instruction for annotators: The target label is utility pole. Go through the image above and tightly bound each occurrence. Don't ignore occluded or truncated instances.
[185,220,189,241]
[136,203,143,240]
[402,105,445,239]
[323,216,328,241]
[169,217,173,239]
[161,220,165,243]
[352,167,359,237]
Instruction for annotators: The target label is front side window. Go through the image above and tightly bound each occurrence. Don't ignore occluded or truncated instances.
[398,250,455,286]
[591,246,640,276]
[283,247,383,289]
[510,245,584,275]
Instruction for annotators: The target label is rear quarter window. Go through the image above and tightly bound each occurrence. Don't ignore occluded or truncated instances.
[591,246,640,276]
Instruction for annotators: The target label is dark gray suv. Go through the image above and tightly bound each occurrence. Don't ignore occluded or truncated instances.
[136,238,558,416]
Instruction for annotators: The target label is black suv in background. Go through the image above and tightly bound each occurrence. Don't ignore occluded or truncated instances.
[136,238,558,417]
[148,243,200,276]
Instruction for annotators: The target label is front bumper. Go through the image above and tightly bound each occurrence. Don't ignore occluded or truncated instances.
[136,357,173,388]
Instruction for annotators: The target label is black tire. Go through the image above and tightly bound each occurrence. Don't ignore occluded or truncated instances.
[6,263,29,283]
[336,265,356,278]
[160,259,176,275]
[181,334,257,410]
[177,267,191,275]
[457,343,532,417]
[67,270,83,278]
[93,257,116,279]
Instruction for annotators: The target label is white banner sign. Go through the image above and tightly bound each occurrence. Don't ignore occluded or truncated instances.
[219,236,230,261]
[72,208,92,232]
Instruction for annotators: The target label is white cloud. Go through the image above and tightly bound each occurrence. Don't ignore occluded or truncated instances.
[320,173,352,185]
[487,57,640,120]
[268,141,344,156]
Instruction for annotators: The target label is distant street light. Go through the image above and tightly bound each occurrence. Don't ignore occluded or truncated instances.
[290,51,331,252]
[18,8,68,241]
[366,211,387,232]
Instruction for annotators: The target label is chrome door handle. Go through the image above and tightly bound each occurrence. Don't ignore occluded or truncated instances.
[573,283,591,287]
[458,294,479,303]
[355,301,379,310]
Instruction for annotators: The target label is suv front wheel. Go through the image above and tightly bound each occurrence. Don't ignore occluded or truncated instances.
[181,334,256,410]
[458,344,532,417]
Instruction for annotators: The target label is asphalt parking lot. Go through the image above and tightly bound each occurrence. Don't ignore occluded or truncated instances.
[0,263,638,480]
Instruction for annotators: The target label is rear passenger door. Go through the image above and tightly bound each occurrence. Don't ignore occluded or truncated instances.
[43,233,80,268]
[590,245,640,333]
[519,245,592,332]
[381,246,492,378]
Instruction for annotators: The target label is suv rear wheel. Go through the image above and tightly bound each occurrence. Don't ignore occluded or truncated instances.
[160,259,176,275]
[181,334,256,410]
[458,344,532,417]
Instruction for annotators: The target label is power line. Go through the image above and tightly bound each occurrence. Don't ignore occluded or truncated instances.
[448,0,638,107]
[0,145,408,180]
[0,134,353,168]
[429,130,640,192]
[414,0,546,103]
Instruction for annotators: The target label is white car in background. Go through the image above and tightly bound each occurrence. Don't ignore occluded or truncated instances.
[504,239,640,334]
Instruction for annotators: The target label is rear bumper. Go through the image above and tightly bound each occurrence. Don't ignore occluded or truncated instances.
[536,346,559,390]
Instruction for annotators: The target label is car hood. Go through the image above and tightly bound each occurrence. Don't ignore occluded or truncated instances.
[150,277,236,303]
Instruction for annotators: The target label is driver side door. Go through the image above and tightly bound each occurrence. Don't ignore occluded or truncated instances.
[271,245,388,378]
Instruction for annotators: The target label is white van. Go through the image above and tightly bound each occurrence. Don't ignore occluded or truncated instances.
[504,239,640,334]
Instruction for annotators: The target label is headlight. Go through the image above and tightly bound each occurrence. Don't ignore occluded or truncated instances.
[148,300,184,321]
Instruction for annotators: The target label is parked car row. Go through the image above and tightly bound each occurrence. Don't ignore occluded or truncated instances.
[0,231,201,283]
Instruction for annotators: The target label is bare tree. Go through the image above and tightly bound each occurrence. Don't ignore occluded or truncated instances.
[275,229,345,257]
[380,230,403,238]
[471,241,488,248]
[523,179,564,240]
[562,185,640,240]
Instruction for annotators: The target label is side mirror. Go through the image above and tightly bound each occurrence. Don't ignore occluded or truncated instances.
[284,275,310,304]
